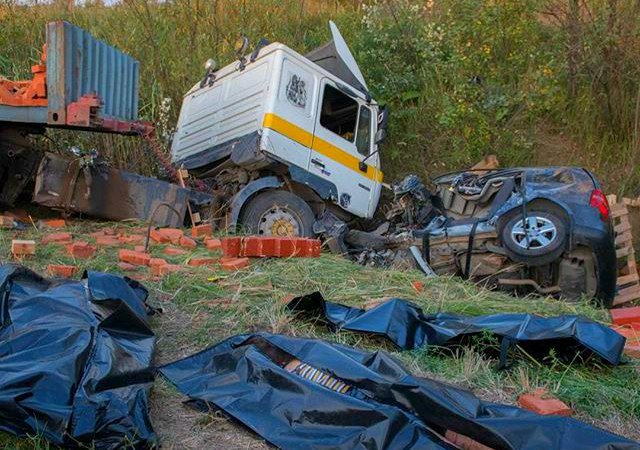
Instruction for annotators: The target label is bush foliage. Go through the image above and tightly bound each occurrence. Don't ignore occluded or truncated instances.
[1,0,638,194]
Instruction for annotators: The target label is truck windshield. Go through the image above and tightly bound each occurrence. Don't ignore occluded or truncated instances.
[355,106,371,156]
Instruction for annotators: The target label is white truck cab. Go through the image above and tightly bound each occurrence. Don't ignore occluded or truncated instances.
[171,22,387,236]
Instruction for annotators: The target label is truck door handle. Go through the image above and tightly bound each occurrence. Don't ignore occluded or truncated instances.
[311,158,325,169]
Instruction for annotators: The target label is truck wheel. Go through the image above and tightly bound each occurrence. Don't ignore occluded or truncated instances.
[239,190,315,237]
[500,210,567,266]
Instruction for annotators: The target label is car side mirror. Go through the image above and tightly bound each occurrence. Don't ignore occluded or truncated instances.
[374,128,387,145]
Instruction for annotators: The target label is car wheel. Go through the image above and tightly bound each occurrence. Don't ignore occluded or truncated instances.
[239,189,315,237]
[500,210,567,266]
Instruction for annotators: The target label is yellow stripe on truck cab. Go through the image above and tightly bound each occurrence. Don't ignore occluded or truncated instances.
[262,113,383,183]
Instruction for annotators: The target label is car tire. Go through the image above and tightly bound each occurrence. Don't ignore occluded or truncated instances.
[239,189,316,237]
[500,209,567,266]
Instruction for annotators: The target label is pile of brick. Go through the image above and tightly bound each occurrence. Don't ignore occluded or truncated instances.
[13,218,322,281]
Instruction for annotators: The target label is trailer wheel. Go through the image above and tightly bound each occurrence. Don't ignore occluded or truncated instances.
[239,190,315,237]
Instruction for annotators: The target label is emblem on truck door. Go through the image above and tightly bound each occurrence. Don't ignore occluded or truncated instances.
[286,74,307,108]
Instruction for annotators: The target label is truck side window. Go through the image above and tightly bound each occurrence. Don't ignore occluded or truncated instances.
[355,106,371,156]
[320,85,358,142]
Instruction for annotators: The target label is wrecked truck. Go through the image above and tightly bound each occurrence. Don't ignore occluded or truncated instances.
[171,23,616,305]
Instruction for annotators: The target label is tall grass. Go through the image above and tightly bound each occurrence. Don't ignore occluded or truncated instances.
[1,0,638,194]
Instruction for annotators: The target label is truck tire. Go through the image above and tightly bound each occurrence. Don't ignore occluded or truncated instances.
[500,209,567,266]
[239,189,316,237]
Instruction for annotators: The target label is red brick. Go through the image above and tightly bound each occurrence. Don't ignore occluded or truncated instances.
[149,258,168,268]
[221,257,249,271]
[221,237,242,257]
[95,235,121,246]
[66,241,96,259]
[117,262,138,272]
[11,240,36,257]
[191,224,213,238]
[119,249,151,266]
[187,257,218,267]
[611,325,640,342]
[610,307,640,326]
[239,236,321,258]
[412,280,424,293]
[151,228,184,244]
[164,246,188,256]
[134,245,149,253]
[0,215,14,228]
[625,342,640,358]
[42,232,73,245]
[179,235,197,249]
[444,430,493,450]
[39,219,66,228]
[151,263,182,276]
[119,234,145,244]
[47,264,76,278]
[205,238,223,251]
[517,389,572,416]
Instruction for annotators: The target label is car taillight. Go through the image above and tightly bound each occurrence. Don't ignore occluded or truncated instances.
[589,189,610,222]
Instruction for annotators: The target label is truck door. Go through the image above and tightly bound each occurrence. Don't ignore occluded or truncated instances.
[309,79,382,218]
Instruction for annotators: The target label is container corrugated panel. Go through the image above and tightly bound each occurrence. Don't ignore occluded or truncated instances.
[46,21,139,126]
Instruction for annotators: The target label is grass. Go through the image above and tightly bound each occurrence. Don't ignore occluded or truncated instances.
[0,216,639,448]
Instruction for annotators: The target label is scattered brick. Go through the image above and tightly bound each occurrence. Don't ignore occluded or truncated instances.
[11,239,36,257]
[39,219,66,228]
[118,262,138,272]
[0,215,14,228]
[66,241,96,259]
[149,258,168,268]
[164,246,188,256]
[150,228,184,244]
[179,235,197,249]
[411,280,424,293]
[205,238,223,251]
[119,249,151,266]
[151,263,182,276]
[610,307,640,326]
[517,389,572,416]
[221,237,242,257]
[221,257,249,271]
[191,223,213,238]
[47,264,76,278]
[95,235,121,246]
[42,232,73,245]
[119,234,145,244]
[187,257,218,267]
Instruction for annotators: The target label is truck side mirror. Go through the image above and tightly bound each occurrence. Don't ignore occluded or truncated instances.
[375,105,389,144]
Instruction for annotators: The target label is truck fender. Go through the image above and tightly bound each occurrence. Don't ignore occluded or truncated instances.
[229,176,283,229]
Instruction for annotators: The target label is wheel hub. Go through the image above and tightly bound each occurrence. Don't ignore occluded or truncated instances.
[258,207,300,236]
[510,216,557,250]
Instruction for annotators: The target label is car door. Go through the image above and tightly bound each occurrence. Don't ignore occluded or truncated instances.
[309,78,381,218]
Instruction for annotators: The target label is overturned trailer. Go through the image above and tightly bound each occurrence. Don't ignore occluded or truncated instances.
[0,21,207,226]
